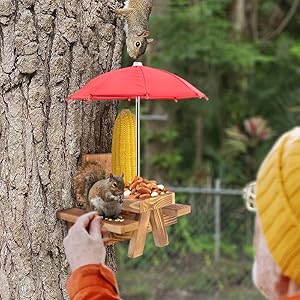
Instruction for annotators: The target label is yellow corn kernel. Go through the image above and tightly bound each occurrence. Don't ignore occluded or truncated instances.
[112,109,136,184]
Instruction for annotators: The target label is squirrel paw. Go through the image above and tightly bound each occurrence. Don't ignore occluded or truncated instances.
[76,194,86,204]
[117,195,124,204]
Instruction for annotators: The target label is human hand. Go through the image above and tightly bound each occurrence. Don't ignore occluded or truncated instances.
[63,211,109,271]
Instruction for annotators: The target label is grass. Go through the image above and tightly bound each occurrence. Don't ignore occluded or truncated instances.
[116,254,264,300]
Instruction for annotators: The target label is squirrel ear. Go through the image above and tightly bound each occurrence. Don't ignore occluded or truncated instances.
[139,31,150,38]
[121,173,124,178]
[109,173,114,179]
[147,38,154,44]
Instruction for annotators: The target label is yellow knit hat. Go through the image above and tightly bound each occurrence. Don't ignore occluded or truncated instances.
[256,127,300,284]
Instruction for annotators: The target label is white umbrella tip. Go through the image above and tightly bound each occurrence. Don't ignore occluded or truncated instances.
[133,62,143,67]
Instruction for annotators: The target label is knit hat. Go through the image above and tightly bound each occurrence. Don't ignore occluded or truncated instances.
[256,127,300,284]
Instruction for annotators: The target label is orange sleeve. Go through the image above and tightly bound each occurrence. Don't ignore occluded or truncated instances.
[281,296,300,300]
[66,264,121,300]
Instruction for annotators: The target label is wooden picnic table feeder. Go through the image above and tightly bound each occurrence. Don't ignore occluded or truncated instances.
[57,154,191,258]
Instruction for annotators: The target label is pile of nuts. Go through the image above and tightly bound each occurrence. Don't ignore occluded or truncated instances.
[124,176,169,200]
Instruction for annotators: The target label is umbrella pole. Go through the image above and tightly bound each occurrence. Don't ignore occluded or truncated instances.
[136,96,140,176]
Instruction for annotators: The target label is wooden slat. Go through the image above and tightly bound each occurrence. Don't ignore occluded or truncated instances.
[150,209,169,247]
[128,211,151,258]
[102,219,139,234]
[107,232,133,245]
[163,215,177,226]
[162,204,191,217]
[107,215,177,245]
[122,192,175,213]
[82,153,112,173]
[140,192,175,213]
[56,208,139,234]
[57,208,86,223]
[121,199,141,213]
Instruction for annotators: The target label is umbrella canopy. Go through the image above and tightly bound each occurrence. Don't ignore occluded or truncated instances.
[69,63,208,101]
[68,62,208,176]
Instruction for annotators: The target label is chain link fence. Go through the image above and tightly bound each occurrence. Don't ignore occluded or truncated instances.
[115,181,263,300]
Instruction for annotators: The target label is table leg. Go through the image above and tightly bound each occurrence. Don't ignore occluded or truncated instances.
[150,208,169,247]
[128,211,151,258]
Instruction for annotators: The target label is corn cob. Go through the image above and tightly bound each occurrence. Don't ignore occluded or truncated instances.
[112,109,136,184]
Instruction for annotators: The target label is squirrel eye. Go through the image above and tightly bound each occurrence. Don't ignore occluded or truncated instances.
[135,42,140,47]
[112,182,117,187]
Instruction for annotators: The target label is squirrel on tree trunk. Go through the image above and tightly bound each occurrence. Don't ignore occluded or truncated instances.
[74,161,125,219]
[116,0,154,59]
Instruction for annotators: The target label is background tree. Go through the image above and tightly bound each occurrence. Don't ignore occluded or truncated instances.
[134,0,300,186]
[0,0,123,298]
[118,1,300,299]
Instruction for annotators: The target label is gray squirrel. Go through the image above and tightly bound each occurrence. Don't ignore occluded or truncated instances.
[74,160,124,218]
[116,0,154,59]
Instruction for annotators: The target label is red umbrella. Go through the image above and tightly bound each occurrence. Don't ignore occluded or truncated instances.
[68,62,208,175]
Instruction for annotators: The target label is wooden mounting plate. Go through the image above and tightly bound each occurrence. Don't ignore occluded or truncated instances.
[82,153,112,173]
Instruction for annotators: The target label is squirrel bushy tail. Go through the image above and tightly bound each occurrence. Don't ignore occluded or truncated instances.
[74,160,106,206]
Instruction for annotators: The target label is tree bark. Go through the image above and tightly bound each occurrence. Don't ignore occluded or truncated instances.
[0,0,123,299]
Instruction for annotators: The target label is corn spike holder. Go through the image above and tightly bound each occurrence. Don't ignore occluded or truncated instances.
[111,109,136,184]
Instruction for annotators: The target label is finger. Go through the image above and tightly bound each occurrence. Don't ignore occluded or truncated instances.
[76,211,98,229]
[101,225,109,239]
[100,225,110,245]
[103,237,110,246]
[89,216,102,240]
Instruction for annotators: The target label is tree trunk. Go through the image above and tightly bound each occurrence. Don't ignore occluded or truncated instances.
[250,0,259,41]
[194,117,203,167]
[0,0,123,299]
[231,0,246,37]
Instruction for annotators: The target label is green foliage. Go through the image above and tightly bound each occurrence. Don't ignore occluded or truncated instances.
[291,42,300,58]
[141,0,300,185]
[151,151,182,170]
[146,128,178,143]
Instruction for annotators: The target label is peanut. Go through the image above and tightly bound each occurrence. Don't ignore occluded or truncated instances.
[132,175,143,182]
[137,187,151,194]
[130,179,142,190]
[137,182,148,189]
[149,180,157,184]
[139,193,151,200]
[148,183,158,190]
